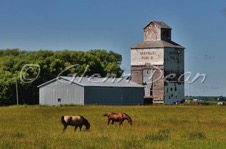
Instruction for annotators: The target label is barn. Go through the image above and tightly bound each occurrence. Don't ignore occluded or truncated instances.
[38,76,144,105]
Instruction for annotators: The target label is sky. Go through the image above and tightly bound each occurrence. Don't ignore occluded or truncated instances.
[0,0,226,96]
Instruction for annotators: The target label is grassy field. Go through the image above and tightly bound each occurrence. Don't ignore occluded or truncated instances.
[1,105,226,149]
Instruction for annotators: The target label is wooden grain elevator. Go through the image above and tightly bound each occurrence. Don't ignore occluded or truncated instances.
[131,21,185,104]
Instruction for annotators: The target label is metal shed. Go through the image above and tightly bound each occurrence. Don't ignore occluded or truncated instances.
[38,76,144,105]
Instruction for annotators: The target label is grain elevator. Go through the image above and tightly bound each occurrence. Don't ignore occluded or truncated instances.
[131,21,185,104]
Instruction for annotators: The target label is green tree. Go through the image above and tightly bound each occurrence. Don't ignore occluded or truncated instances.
[0,49,123,105]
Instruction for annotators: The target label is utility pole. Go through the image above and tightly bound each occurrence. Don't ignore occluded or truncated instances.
[16,79,19,105]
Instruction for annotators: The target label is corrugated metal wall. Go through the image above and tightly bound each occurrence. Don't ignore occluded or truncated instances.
[164,48,184,74]
[39,80,84,105]
[164,82,184,100]
[84,86,144,105]
[121,87,144,105]
[164,48,184,101]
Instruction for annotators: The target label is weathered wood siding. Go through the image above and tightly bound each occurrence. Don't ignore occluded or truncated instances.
[131,65,164,101]
[131,48,164,66]
[144,22,161,41]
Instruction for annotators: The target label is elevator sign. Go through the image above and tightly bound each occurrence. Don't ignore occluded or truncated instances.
[131,49,163,65]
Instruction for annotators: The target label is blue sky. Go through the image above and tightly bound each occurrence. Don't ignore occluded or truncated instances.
[1,0,226,96]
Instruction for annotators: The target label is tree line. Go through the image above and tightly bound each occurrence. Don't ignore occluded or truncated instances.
[0,49,123,105]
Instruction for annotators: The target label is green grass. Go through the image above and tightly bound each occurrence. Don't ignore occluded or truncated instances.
[1,105,226,148]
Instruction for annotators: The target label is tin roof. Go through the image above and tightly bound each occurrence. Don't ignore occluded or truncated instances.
[38,76,144,88]
[131,40,185,49]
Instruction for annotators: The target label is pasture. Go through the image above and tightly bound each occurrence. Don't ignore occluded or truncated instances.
[1,105,226,149]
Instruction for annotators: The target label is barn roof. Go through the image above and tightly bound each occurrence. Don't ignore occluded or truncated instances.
[38,76,144,88]
[131,40,184,49]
